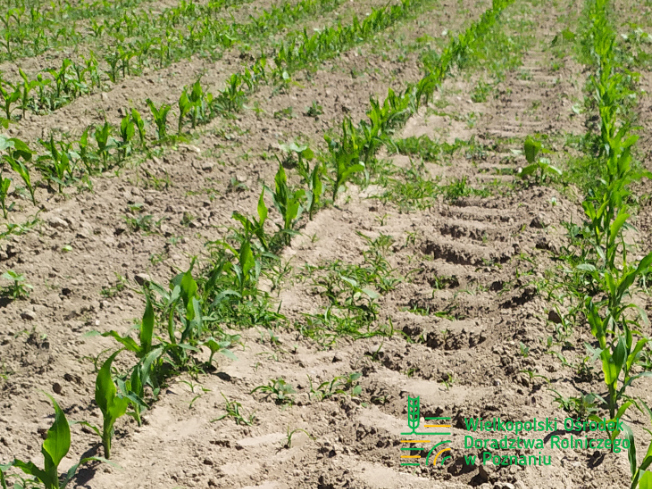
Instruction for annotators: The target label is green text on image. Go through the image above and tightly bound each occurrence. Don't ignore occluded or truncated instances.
[462,417,630,466]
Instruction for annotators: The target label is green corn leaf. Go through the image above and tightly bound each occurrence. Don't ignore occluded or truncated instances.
[0,464,8,489]
[611,401,633,442]
[12,393,73,488]
[96,350,129,458]
[610,211,630,245]
[87,330,140,354]
[623,421,638,480]
[640,471,652,489]
[614,336,627,369]
[618,252,652,299]
[517,163,539,177]
[601,350,619,386]
[42,393,71,475]
[341,163,365,182]
[627,339,648,373]
[601,337,627,386]
[257,190,268,225]
[139,296,154,358]
[605,271,617,299]
[524,136,541,164]
[11,460,49,487]
[240,241,254,278]
[96,351,124,415]
[176,261,198,320]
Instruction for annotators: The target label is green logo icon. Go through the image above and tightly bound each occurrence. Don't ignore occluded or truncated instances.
[400,396,452,467]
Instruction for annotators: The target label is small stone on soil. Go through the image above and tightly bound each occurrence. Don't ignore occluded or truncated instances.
[20,309,36,321]
[134,273,152,286]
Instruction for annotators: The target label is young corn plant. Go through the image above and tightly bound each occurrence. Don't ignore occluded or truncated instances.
[264,162,305,246]
[8,394,103,489]
[118,114,135,161]
[119,345,164,427]
[77,128,97,175]
[306,161,324,220]
[0,78,20,121]
[95,350,130,459]
[230,189,270,252]
[18,69,38,117]
[0,174,10,218]
[147,99,171,141]
[94,121,117,170]
[177,90,192,134]
[131,109,147,149]
[36,134,72,192]
[1,270,32,299]
[517,136,561,184]
[1,136,35,205]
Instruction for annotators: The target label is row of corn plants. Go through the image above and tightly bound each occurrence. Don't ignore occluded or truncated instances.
[1,0,267,64]
[0,0,431,215]
[554,0,652,487]
[0,0,157,61]
[0,0,348,120]
[0,1,514,486]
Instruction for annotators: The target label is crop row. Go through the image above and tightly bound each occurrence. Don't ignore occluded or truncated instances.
[546,0,652,487]
[0,0,158,61]
[0,0,349,120]
[0,0,428,216]
[0,1,514,487]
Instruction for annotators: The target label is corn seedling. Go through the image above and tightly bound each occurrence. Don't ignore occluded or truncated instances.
[0,136,35,205]
[0,77,20,121]
[131,109,147,149]
[95,350,130,459]
[147,99,171,141]
[307,375,346,401]
[94,121,117,170]
[8,394,104,489]
[282,426,313,449]
[327,120,365,203]
[264,162,305,246]
[36,134,73,192]
[76,128,97,175]
[305,161,324,220]
[517,136,561,184]
[0,175,10,218]
[211,393,256,426]
[230,189,270,252]
[251,378,296,405]
[118,114,135,160]
[1,270,32,299]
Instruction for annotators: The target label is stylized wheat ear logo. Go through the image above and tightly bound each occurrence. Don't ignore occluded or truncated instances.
[406,396,421,434]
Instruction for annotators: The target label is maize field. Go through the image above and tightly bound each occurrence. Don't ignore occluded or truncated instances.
[1,0,652,487]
